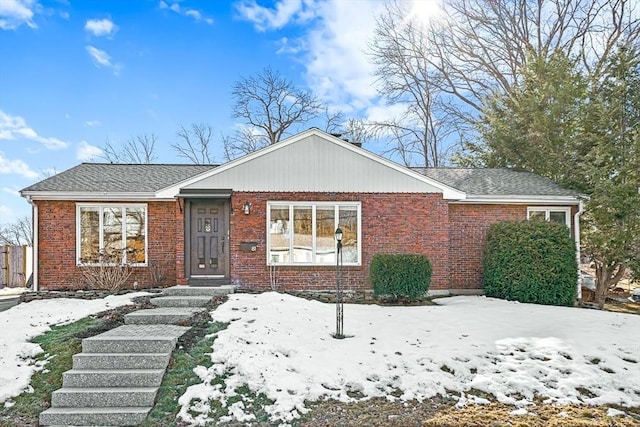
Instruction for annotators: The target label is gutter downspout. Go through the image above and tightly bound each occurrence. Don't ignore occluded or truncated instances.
[574,200,584,301]
[31,201,38,292]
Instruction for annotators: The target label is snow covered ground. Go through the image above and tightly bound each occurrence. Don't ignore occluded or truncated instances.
[178,293,640,425]
[0,292,149,403]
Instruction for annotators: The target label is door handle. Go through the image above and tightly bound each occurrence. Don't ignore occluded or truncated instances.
[221,238,225,254]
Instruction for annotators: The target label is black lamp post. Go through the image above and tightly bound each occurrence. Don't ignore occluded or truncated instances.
[334,227,344,338]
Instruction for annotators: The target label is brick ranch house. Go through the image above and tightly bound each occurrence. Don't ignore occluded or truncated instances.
[20,128,583,295]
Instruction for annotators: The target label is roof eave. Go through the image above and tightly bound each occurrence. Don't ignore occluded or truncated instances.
[20,191,161,201]
[452,195,581,205]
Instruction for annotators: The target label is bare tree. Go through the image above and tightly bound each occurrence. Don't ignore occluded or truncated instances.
[0,216,33,246]
[102,133,158,163]
[371,0,640,160]
[370,1,456,166]
[172,123,217,164]
[231,66,322,145]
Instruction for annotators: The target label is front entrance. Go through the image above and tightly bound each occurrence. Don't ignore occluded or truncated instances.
[188,200,229,279]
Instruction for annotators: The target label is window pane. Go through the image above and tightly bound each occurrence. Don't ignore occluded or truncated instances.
[549,211,567,226]
[339,206,358,263]
[103,207,123,262]
[316,207,336,263]
[80,208,100,263]
[293,206,312,263]
[528,211,545,221]
[269,206,290,263]
[126,207,146,263]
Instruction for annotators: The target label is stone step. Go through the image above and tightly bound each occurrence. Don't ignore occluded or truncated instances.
[63,369,165,388]
[39,406,150,426]
[150,295,213,307]
[51,387,157,407]
[73,353,170,370]
[82,324,189,353]
[162,285,234,297]
[124,307,207,325]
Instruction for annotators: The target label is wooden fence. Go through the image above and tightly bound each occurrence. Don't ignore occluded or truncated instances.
[0,245,32,288]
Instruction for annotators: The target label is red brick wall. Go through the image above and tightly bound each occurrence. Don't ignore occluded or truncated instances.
[229,192,450,291]
[35,200,180,290]
[447,204,577,289]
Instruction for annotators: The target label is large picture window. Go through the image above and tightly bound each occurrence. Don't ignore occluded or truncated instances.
[268,202,361,265]
[77,204,147,265]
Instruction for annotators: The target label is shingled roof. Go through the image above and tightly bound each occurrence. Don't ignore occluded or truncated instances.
[414,168,579,197]
[21,163,215,193]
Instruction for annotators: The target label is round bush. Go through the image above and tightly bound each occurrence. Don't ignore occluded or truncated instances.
[483,220,577,306]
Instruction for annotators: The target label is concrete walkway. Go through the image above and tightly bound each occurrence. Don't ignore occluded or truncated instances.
[39,285,234,427]
[0,296,19,312]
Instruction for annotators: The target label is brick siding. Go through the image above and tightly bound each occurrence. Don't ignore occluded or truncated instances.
[34,197,577,292]
[229,192,450,291]
[34,200,180,290]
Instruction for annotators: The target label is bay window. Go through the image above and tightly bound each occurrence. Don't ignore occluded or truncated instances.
[268,202,360,265]
[77,204,147,265]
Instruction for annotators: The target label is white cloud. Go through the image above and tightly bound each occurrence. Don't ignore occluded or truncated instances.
[0,0,37,30]
[86,45,122,75]
[159,1,213,24]
[76,141,102,162]
[84,120,101,127]
[0,110,69,149]
[0,152,39,178]
[3,186,21,197]
[84,18,118,37]
[235,0,314,31]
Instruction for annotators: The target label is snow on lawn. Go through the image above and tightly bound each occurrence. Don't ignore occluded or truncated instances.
[0,292,150,403]
[178,293,640,425]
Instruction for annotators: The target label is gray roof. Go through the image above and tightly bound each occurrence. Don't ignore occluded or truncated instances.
[21,162,578,199]
[21,163,216,193]
[414,168,579,197]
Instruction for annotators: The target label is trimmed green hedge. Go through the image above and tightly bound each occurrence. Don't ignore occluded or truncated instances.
[371,254,432,299]
[483,220,577,306]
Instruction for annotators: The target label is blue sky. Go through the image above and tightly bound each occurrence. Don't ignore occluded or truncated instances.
[0,0,437,225]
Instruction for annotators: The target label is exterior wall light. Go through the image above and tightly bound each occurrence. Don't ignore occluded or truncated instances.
[243,202,252,215]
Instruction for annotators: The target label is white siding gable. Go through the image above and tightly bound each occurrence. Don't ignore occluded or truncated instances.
[157,130,466,199]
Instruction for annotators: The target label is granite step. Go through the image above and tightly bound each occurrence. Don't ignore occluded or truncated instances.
[150,295,213,307]
[161,285,234,297]
[62,369,165,388]
[124,307,207,325]
[82,324,189,353]
[51,387,157,407]
[39,406,150,426]
[72,352,170,370]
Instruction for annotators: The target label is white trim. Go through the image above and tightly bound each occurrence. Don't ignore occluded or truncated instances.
[32,203,38,291]
[156,129,467,200]
[527,206,572,228]
[22,192,158,201]
[456,196,580,205]
[266,201,362,266]
[75,203,148,266]
[574,200,585,300]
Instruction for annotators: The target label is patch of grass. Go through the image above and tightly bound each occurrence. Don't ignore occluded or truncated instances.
[0,315,105,426]
[140,320,228,426]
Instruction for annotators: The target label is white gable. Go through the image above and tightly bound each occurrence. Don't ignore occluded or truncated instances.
[157,129,466,199]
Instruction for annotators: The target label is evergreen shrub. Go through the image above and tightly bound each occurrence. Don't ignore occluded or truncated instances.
[483,220,577,306]
[371,254,432,299]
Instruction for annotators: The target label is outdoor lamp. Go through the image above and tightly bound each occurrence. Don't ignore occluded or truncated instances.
[243,202,252,215]
[335,227,343,245]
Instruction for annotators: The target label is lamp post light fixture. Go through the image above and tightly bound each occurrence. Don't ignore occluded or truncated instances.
[334,227,344,338]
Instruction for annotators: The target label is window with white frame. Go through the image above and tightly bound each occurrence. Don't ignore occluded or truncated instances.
[527,207,571,228]
[267,202,361,265]
[77,204,147,265]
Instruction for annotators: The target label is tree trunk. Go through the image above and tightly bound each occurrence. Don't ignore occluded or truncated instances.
[594,262,626,309]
